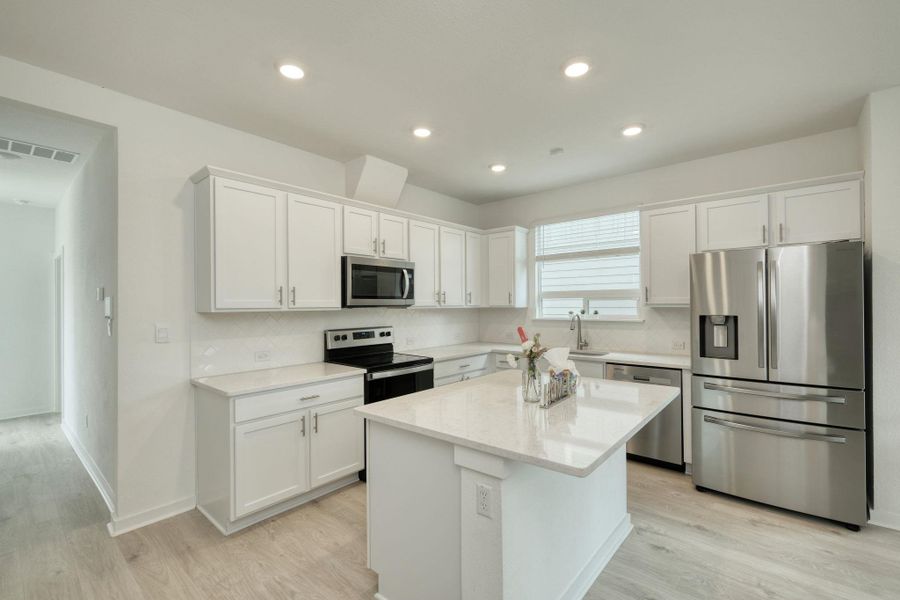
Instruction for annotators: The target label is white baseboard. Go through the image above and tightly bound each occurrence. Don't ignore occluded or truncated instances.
[869,508,900,532]
[61,422,117,514]
[107,494,197,537]
[560,514,633,600]
[1,406,54,422]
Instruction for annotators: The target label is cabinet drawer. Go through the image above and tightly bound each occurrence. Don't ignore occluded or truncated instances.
[234,376,363,423]
[435,369,489,387]
[434,354,490,378]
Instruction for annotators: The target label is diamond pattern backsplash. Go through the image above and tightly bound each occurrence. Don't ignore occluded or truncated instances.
[191,308,481,377]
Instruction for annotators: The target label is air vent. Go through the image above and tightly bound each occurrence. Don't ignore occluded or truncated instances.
[0,136,80,164]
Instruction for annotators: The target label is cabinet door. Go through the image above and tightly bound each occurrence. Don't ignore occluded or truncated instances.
[234,411,309,518]
[309,399,364,488]
[641,204,696,305]
[696,194,769,251]
[379,213,409,259]
[488,232,514,306]
[465,232,483,306]
[287,194,341,309]
[439,227,466,307]
[214,178,286,310]
[409,220,440,307]
[774,180,861,245]
[343,206,378,256]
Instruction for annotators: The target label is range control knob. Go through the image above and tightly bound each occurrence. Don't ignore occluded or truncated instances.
[341,335,348,341]
[333,335,340,341]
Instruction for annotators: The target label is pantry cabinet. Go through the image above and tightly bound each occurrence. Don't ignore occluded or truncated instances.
[439,227,466,307]
[773,180,861,245]
[287,194,342,309]
[487,227,528,308]
[641,204,696,306]
[409,220,441,307]
[465,232,484,306]
[696,194,769,251]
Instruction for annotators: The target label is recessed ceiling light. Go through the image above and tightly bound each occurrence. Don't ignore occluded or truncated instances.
[412,127,432,138]
[563,61,591,78]
[622,124,644,137]
[278,64,305,80]
[490,164,507,173]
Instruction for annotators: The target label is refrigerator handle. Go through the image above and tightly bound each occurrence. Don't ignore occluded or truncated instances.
[769,260,778,370]
[757,261,765,369]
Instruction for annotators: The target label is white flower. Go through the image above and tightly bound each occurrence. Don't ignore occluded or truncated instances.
[506,354,518,368]
[521,340,535,352]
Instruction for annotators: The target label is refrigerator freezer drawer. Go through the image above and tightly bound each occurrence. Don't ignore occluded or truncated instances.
[693,376,865,429]
[692,408,867,526]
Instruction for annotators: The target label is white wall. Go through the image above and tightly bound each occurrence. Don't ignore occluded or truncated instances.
[0,202,54,420]
[859,86,900,530]
[55,128,118,505]
[398,183,481,229]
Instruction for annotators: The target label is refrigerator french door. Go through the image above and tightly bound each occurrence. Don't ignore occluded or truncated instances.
[690,240,867,528]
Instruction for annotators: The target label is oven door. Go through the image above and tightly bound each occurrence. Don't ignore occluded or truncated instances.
[365,363,434,404]
[343,256,415,307]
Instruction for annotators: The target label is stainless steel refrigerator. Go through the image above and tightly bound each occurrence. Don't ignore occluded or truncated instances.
[690,240,867,528]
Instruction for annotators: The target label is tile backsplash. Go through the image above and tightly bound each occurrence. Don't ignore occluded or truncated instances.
[479,307,691,355]
[191,308,480,377]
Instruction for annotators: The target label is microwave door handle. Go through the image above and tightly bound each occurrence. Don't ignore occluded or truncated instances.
[401,269,411,299]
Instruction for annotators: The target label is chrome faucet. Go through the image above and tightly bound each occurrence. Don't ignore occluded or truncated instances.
[569,311,589,350]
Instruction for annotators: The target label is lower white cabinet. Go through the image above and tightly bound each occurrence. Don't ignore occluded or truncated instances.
[196,374,364,535]
[434,354,493,387]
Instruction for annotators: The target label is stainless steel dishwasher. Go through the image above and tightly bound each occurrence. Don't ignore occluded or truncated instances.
[605,363,683,470]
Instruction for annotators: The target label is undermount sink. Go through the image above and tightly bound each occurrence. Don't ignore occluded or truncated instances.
[569,349,609,358]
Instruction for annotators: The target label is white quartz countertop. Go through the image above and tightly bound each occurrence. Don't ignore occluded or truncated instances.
[411,342,691,370]
[191,362,365,397]
[355,369,678,477]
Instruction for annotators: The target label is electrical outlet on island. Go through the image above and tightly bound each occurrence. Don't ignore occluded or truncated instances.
[671,340,686,352]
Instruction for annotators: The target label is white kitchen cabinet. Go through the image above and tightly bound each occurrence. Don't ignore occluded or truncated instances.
[434,354,493,387]
[465,232,484,307]
[234,411,310,519]
[439,227,466,307]
[641,204,696,306]
[773,180,862,245]
[206,178,287,311]
[343,206,379,256]
[309,398,364,488]
[696,194,769,251]
[287,194,342,309]
[487,227,528,308]
[409,220,440,307]
[378,213,409,260]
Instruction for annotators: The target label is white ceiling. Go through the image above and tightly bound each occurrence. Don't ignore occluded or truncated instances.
[0,100,108,207]
[2,1,899,204]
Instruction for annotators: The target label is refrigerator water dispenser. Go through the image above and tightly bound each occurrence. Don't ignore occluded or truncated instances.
[699,315,737,359]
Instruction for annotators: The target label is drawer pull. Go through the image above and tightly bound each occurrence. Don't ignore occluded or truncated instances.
[703,382,845,404]
[458,364,471,369]
[299,394,321,402]
[703,415,846,443]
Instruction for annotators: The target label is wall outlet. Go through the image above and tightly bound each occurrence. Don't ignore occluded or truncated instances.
[476,483,492,518]
[254,350,271,362]
[671,340,686,351]
[405,337,415,348]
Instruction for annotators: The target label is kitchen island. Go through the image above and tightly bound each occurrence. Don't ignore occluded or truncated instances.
[356,369,678,600]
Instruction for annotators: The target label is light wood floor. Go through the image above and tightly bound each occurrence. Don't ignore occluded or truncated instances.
[2,414,899,600]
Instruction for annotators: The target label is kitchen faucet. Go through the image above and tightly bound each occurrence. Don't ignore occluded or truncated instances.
[569,311,589,350]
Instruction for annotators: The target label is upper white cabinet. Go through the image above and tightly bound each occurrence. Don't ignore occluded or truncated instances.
[379,213,409,260]
[287,194,341,309]
[641,204,696,306]
[465,232,484,307]
[343,206,379,256]
[773,180,862,245]
[439,227,466,307]
[409,220,441,307]
[487,227,528,308]
[696,194,769,251]
[196,177,286,311]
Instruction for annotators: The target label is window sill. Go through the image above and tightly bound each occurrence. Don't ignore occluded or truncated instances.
[531,317,645,324]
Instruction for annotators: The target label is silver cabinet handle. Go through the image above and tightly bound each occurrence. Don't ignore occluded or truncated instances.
[467,291,472,304]
[382,239,386,254]
[508,291,513,305]
[644,286,649,302]
[769,260,778,370]
[435,291,441,304]
[779,223,784,243]
[277,286,284,306]
[299,394,320,402]
[300,415,306,436]
[373,239,378,253]
[703,414,846,443]
[313,412,319,434]
[442,291,447,304]
[290,286,296,306]
[756,261,765,369]
[459,364,471,369]
[702,382,846,404]
[762,224,767,244]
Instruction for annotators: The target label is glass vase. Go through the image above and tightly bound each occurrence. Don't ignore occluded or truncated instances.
[521,358,542,403]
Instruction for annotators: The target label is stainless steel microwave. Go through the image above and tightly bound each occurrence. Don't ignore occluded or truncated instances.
[342,256,415,307]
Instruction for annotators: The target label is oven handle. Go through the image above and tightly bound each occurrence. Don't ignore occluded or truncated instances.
[367,363,434,381]
[401,269,411,299]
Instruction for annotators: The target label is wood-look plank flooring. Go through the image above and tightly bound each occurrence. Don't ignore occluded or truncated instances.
[2,414,899,600]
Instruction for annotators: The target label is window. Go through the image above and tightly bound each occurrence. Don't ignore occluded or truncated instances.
[535,211,641,320]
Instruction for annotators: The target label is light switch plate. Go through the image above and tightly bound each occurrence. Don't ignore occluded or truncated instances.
[154,323,170,344]
[254,350,272,362]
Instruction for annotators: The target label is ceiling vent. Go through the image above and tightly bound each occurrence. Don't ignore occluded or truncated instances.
[0,136,80,164]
